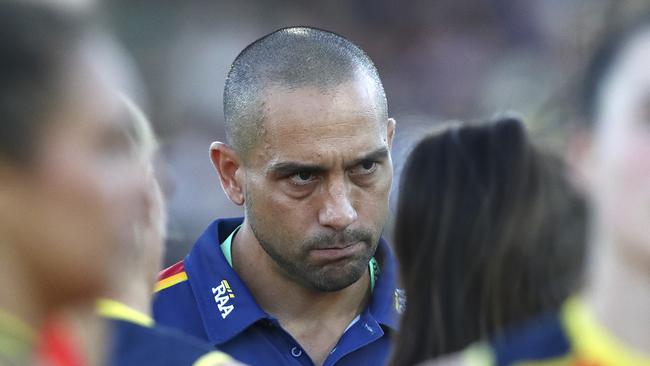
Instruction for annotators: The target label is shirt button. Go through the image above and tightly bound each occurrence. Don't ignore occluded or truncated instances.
[291,346,302,357]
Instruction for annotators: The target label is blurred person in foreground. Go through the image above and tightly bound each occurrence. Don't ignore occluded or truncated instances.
[389,117,586,366]
[0,2,150,365]
[153,27,401,366]
[425,12,650,366]
[92,96,242,366]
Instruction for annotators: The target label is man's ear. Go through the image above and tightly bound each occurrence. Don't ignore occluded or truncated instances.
[386,118,396,149]
[566,129,595,195]
[209,142,245,206]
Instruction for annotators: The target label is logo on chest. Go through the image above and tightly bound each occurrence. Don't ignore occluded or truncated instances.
[212,280,235,319]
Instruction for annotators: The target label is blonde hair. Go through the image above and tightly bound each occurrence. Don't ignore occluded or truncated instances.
[118,93,166,239]
[118,93,158,163]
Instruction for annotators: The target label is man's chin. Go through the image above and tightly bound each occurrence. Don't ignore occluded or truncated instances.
[303,262,368,292]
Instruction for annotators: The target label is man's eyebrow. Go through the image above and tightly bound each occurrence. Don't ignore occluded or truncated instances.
[267,162,326,177]
[267,147,390,177]
[345,147,389,169]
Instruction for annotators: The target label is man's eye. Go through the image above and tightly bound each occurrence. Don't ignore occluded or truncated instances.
[289,171,317,186]
[350,161,378,176]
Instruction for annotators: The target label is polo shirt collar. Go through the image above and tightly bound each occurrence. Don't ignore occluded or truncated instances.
[184,217,267,346]
[184,217,401,346]
[369,237,401,330]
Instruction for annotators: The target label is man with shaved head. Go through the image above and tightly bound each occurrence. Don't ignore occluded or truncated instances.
[153,27,401,366]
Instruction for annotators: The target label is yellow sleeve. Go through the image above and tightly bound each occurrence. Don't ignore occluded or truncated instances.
[192,351,241,366]
[462,343,495,366]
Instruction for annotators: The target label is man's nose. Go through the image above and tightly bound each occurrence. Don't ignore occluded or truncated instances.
[318,179,358,231]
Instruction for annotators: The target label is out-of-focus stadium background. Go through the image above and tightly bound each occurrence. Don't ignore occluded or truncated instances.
[103,0,647,264]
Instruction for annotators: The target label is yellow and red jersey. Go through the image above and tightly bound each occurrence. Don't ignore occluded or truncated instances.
[462,297,650,366]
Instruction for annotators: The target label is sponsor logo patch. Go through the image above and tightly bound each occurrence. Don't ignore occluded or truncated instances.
[212,280,235,319]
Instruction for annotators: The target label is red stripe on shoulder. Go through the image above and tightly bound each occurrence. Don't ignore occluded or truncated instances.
[158,260,185,281]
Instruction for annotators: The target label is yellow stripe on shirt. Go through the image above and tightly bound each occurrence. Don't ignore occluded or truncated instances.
[0,308,35,364]
[96,299,154,327]
[562,296,650,365]
[154,271,188,293]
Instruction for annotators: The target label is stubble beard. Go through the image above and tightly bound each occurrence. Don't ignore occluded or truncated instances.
[246,195,379,292]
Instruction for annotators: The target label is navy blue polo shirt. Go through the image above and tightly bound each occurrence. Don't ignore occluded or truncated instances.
[106,319,235,366]
[153,217,402,366]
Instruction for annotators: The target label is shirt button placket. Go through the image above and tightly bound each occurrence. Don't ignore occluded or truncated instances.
[291,346,303,358]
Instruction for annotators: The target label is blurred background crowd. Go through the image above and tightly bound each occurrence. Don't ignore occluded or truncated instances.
[102,0,648,265]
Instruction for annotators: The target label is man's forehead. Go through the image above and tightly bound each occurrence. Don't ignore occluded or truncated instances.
[244,79,388,165]
[255,127,388,165]
[262,79,382,123]
[260,83,378,133]
[250,117,388,168]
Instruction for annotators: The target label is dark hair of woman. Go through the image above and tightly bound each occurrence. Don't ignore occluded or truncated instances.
[389,117,586,366]
[0,2,88,162]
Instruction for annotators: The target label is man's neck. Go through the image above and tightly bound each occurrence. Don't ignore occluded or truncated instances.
[583,233,650,355]
[231,221,371,365]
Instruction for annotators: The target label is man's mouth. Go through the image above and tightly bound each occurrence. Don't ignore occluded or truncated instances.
[310,241,364,262]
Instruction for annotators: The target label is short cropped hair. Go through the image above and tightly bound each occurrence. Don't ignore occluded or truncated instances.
[223,27,387,157]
